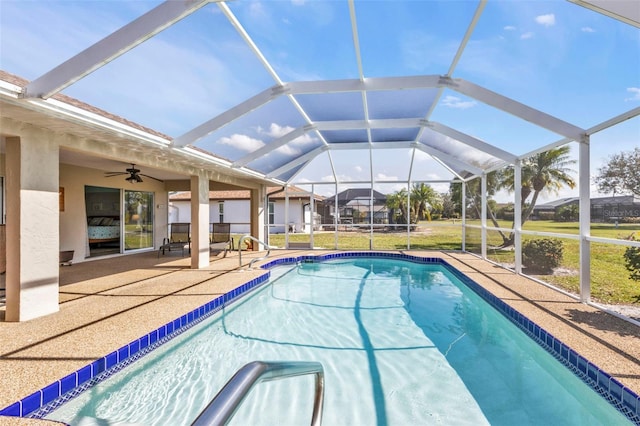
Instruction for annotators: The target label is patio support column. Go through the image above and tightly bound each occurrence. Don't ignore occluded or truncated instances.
[368,185,373,250]
[310,184,315,249]
[334,184,338,249]
[5,133,60,321]
[406,181,411,249]
[481,174,487,259]
[190,174,209,269]
[461,181,466,251]
[249,186,266,251]
[514,160,522,274]
[284,187,289,248]
[579,136,591,302]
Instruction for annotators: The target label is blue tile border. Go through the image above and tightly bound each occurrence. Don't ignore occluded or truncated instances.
[0,271,270,420]
[1,251,638,425]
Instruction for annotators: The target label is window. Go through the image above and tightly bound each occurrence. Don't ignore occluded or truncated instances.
[268,202,275,225]
[218,201,224,223]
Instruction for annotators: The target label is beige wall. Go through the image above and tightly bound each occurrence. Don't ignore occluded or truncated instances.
[60,164,168,262]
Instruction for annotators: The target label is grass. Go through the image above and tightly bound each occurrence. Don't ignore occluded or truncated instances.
[267,220,640,306]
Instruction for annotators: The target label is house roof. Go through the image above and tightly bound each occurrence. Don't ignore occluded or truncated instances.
[535,194,640,210]
[324,188,388,206]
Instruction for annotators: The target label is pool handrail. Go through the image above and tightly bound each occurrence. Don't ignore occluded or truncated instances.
[191,360,325,426]
[238,234,271,269]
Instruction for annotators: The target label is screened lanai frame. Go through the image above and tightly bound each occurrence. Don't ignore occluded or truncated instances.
[12,0,640,313]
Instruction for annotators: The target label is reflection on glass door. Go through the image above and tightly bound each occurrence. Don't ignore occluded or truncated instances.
[124,190,154,251]
[85,186,121,257]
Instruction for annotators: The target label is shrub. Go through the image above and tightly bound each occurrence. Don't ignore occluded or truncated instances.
[555,204,579,222]
[522,238,564,274]
[621,217,640,224]
[537,211,555,221]
[624,241,640,282]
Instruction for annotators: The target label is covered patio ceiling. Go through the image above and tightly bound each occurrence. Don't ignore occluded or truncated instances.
[1,0,638,188]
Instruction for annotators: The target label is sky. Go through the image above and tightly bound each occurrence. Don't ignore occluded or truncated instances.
[1,0,638,202]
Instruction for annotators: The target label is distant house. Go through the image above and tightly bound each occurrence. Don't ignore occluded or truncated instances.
[169,187,324,234]
[532,195,640,222]
[321,188,388,225]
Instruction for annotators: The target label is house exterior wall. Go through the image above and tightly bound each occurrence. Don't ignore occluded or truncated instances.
[170,197,308,235]
[60,163,168,262]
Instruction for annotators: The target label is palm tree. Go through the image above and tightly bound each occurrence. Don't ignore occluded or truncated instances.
[499,146,576,245]
[385,190,402,225]
[501,146,576,226]
[410,183,442,221]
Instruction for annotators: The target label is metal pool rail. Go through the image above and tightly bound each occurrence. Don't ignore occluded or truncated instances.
[191,361,325,426]
[238,235,271,269]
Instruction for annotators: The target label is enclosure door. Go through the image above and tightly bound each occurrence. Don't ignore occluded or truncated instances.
[124,190,154,251]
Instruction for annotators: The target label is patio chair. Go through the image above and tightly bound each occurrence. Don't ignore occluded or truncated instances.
[209,223,233,257]
[158,222,191,257]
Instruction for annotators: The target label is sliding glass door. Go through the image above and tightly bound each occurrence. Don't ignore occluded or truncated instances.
[124,190,154,251]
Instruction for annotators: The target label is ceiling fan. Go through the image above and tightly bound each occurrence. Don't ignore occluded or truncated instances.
[104,163,163,183]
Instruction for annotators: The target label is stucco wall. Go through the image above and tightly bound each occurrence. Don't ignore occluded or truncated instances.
[60,163,167,262]
[170,197,308,235]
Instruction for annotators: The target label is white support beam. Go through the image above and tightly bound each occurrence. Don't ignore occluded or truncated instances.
[219,2,282,84]
[414,144,484,175]
[348,0,365,80]
[585,106,640,135]
[267,146,327,178]
[461,182,466,251]
[314,118,422,131]
[579,135,591,302]
[481,174,488,259]
[568,0,640,28]
[426,121,517,163]
[514,160,522,274]
[446,0,487,76]
[447,78,585,140]
[24,0,212,99]
[233,124,315,168]
[520,137,573,160]
[287,75,441,95]
[172,86,283,147]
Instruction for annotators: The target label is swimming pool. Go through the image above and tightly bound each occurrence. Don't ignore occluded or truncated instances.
[3,253,639,424]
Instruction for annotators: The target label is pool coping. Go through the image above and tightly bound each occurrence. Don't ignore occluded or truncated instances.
[1,251,638,424]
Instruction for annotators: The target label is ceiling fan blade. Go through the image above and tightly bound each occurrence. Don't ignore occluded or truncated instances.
[140,174,164,183]
[105,172,127,177]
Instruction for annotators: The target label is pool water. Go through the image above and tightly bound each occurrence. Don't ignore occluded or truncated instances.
[45,258,631,425]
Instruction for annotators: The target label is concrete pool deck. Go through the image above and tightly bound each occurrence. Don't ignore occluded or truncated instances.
[0,249,638,425]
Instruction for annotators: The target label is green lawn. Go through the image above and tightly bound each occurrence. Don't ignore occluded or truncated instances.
[267,220,640,306]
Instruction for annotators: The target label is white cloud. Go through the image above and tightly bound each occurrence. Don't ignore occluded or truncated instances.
[535,14,555,27]
[355,165,363,173]
[504,25,516,31]
[255,122,318,156]
[217,134,264,151]
[249,2,268,20]
[376,172,398,181]
[442,95,477,109]
[581,26,595,33]
[260,123,295,138]
[520,32,534,40]
[626,87,640,101]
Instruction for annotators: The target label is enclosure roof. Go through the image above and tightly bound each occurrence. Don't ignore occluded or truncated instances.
[1,0,638,189]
